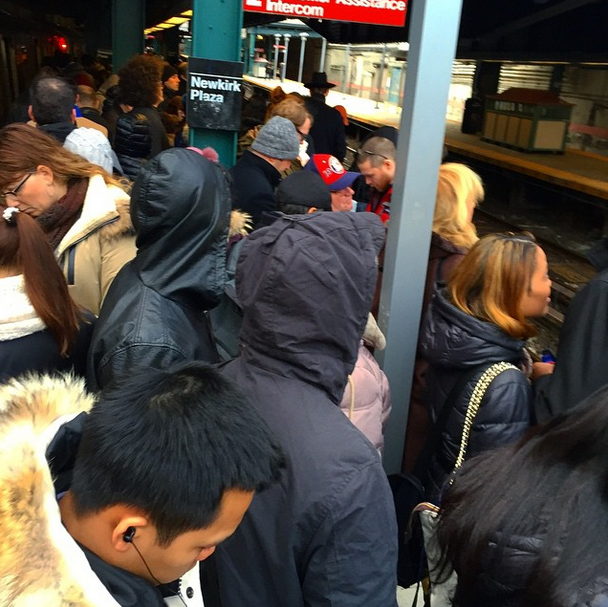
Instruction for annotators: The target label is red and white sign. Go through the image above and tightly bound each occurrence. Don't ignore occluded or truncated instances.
[243,0,408,27]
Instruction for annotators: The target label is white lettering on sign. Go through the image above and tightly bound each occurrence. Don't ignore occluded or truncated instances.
[334,0,405,8]
[190,90,225,103]
[190,75,242,92]
[265,0,324,16]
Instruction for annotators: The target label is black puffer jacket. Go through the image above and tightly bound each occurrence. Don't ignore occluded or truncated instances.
[113,107,169,181]
[114,112,152,181]
[216,213,398,607]
[535,266,608,423]
[420,290,533,501]
[456,521,608,607]
[87,148,230,391]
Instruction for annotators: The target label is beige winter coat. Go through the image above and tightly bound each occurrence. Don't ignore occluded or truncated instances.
[56,175,136,315]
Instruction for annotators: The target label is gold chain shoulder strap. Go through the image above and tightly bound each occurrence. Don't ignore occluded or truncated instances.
[452,361,519,473]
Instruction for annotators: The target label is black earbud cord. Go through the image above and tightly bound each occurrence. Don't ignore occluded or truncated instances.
[129,537,188,607]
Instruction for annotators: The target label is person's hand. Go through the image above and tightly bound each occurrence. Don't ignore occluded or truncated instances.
[531,361,555,381]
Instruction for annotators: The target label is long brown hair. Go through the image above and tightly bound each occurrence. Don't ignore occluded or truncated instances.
[448,232,539,339]
[0,209,82,355]
[0,123,123,191]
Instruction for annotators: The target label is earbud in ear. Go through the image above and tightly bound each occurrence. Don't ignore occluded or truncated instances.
[123,526,136,543]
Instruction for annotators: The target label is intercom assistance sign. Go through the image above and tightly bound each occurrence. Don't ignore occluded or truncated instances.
[244,0,407,27]
[187,57,243,131]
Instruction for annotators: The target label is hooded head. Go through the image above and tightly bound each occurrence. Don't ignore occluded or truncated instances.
[235,212,385,402]
[130,148,230,309]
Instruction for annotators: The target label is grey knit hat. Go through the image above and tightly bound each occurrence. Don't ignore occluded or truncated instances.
[252,116,300,160]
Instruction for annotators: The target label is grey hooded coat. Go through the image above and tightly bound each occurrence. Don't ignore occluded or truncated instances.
[216,212,398,607]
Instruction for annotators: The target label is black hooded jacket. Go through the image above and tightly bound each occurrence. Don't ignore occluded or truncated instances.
[420,290,533,502]
[215,213,398,607]
[87,148,230,391]
[534,239,608,422]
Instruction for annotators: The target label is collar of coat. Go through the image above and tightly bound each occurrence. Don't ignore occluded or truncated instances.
[56,174,133,256]
[0,274,46,341]
[0,374,123,607]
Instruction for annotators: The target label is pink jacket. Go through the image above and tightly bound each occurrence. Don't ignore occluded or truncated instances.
[340,344,392,454]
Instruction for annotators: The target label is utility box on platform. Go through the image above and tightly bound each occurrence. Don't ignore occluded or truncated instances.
[482,88,573,153]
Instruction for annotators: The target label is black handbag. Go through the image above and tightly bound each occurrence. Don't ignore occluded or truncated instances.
[389,362,497,589]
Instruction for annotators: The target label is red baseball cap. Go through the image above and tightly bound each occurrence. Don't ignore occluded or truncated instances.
[305,154,359,191]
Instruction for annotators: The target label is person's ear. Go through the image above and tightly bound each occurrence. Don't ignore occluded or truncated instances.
[112,516,149,552]
[384,158,396,177]
[36,165,55,185]
[307,207,317,214]
[28,105,35,122]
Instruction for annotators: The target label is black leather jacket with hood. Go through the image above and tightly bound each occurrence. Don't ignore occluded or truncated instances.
[87,148,230,391]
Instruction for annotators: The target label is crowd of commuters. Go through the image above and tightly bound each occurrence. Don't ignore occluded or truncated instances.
[1,51,606,607]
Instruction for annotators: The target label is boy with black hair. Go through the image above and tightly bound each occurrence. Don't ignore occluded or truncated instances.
[0,364,285,607]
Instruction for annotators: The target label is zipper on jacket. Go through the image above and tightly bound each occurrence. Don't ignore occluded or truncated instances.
[63,215,120,285]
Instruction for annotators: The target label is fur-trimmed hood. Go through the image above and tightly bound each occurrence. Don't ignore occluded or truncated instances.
[56,174,134,257]
[0,374,120,607]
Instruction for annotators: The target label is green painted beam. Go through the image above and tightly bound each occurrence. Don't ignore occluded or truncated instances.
[190,0,243,167]
[112,0,144,70]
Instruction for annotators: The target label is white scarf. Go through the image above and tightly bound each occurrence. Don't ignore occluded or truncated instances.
[0,275,47,341]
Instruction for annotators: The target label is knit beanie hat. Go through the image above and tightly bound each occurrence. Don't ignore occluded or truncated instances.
[275,171,332,211]
[252,116,300,160]
[162,64,178,83]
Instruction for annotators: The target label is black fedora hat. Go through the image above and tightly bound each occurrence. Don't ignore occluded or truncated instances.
[303,71,336,89]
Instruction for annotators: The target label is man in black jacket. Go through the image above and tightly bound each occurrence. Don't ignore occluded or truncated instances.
[87,148,231,390]
[215,212,398,607]
[534,237,608,421]
[229,116,300,228]
[304,72,346,162]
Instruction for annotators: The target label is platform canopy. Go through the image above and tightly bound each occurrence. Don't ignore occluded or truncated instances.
[19,0,608,62]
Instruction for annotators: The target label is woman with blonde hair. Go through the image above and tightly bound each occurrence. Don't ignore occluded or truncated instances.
[403,162,483,471]
[0,124,135,315]
[419,232,551,501]
[0,207,93,381]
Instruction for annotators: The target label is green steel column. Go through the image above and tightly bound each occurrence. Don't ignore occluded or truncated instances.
[191,0,243,166]
[112,0,144,71]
